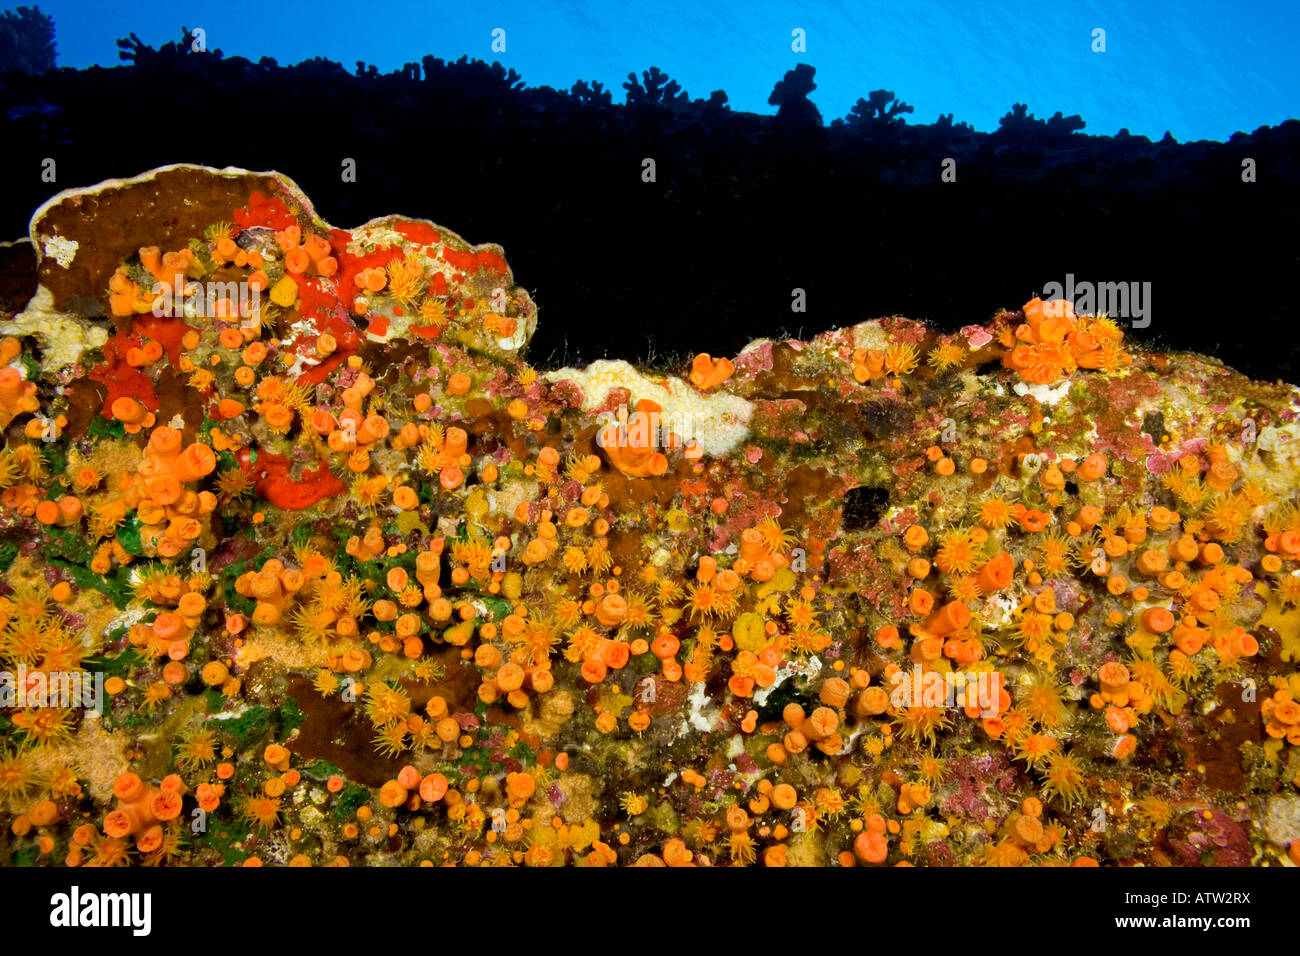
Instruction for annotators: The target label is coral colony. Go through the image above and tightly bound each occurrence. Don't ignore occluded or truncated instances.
[0,163,1297,868]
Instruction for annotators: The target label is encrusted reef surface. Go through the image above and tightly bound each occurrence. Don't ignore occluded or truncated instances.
[1,165,1298,867]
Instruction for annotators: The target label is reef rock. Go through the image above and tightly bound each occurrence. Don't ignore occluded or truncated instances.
[1,166,1298,868]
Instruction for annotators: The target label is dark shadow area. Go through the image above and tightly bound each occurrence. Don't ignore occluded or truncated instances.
[2,31,1297,380]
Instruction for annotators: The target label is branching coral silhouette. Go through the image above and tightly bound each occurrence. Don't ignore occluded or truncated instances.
[996,102,1086,142]
[570,79,612,107]
[623,66,688,106]
[116,26,219,65]
[847,89,915,130]
[0,4,54,73]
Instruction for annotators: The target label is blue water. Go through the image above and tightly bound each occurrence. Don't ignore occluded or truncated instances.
[39,0,1299,142]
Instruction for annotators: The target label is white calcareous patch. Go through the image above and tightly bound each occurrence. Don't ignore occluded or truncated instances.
[346,225,407,255]
[2,285,109,372]
[753,654,822,707]
[1246,409,1300,500]
[364,310,409,345]
[1013,377,1073,406]
[545,359,753,456]
[41,234,78,267]
[981,592,1020,631]
[683,682,717,733]
[850,321,894,353]
[496,319,529,351]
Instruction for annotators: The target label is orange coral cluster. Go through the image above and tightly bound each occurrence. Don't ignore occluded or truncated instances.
[1000,297,1131,384]
[119,426,218,558]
